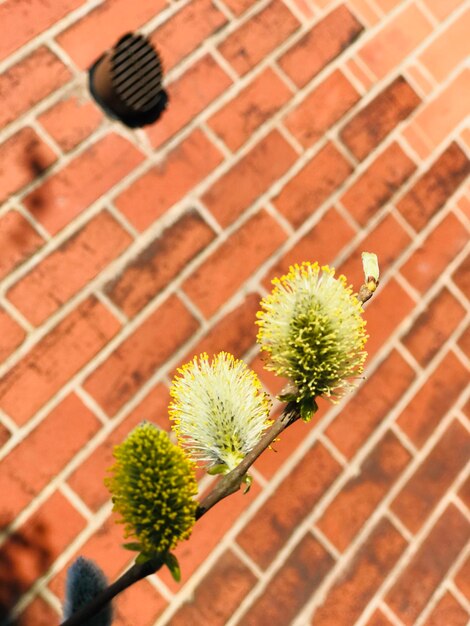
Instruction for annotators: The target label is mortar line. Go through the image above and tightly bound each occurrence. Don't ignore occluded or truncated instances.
[0,0,103,75]
[0,2,466,620]
[286,369,470,623]
[448,581,470,616]
[413,529,470,625]
[230,541,265,580]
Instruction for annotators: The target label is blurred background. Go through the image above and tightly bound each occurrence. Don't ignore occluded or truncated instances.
[0,0,469,624]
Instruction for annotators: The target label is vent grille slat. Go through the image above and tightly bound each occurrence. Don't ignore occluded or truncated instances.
[89,32,168,128]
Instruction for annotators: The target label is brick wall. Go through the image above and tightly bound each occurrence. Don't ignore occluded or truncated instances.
[0,0,469,624]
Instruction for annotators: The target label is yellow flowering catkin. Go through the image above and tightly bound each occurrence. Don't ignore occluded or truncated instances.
[257,262,368,418]
[105,423,197,556]
[170,352,272,472]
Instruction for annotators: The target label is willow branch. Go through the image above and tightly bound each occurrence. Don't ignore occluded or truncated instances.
[196,400,299,518]
[60,403,299,626]
[61,280,376,625]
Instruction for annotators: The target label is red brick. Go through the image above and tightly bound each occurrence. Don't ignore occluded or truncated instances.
[0,211,44,281]
[150,0,227,71]
[202,130,297,227]
[7,211,132,326]
[317,431,411,551]
[49,513,130,595]
[366,610,394,626]
[406,63,435,98]
[105,210,214,317]
[0,491,85,612]
[250,351,291,398]
[183,209,287,318]
[400,213,468,294]
[290,0,315,18]
[340,77,421,161]
[0,297,120,425]
[254,406,315,479]
[326,350,416,458]
[273,142,353,227]
[346,56,374,91]
[462,394,470,421]
[460,127,470,152]
[159,480,262,592]
[208,68,293,151]
[68,383,170,511]
[146,54,232,148]
[386,505,470,625]
[338,213,412,289]
[218,0,300,76]
[453,253,470,301]
[422,0,461,21]
[56,0,166,69]
[0,47,71,131]
[402,121,433,159]
[168,550,257,626]
[422,592,469,626]
[0,424,11,450]
[242,533,334,626]
[264,207,355,286]
[222,0,257,15]
[398,142,470,232]
[278,5,364,88]
[402,288,466,367]
[311,518,407,625]
[397,351,468,447]
[373,0,403,11]
[0,128,56,204]
[359,4,433,79]
[113,578,166,626]
[38,94,104,153]
[0,394,100,527]
[182,292,261,364]
[115,130,222,231]
[455,556,470,601]
[285,70,360,148]
[83,295,198,416]
[362,278,415,358]
[420,8,470,82]
[0,0,85,61]
[348,0,381,25]
[456,193,470,221]
[0,309,25,362]
[24,133,143,235]
[406,70,470,152]
[237,442,341,569]
[459,324,470,361]
[395,419,470,525]
[16,597,59,626]
[341,142,416,225]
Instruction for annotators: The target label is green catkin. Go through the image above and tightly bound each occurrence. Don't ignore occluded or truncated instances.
[105,423,198,555]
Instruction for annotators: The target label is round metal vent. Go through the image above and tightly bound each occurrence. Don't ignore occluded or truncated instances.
[89,33,168,128]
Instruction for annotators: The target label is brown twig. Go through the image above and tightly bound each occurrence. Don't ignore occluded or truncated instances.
[60,281,375,625]
[60,403,300,626]
[60,555,164,626]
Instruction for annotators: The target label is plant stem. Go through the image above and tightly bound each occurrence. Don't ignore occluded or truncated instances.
[61,281,376,625]
[196,401,299,518]
[60,555,164,626]
[60,403,299,626]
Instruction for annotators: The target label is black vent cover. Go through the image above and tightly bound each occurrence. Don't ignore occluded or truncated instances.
[89,33,168,128]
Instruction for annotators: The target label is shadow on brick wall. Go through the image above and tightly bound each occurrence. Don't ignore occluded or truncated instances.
[22,138,53,215]
[0,523,53,625]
